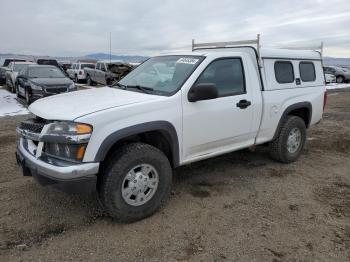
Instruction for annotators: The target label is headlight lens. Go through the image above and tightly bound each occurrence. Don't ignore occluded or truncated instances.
[30,82,43,90]
[45,143,87,161]
[46,122,92,135]
[43,122,92,162]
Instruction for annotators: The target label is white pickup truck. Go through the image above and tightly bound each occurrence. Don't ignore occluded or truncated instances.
[16,37,327,222]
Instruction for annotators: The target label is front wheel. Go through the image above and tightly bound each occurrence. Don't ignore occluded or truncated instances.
[25,88,31,105]
[98,143,172,222]
[269,116,306,163]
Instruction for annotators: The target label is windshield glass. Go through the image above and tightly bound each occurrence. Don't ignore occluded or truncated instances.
[28,67,65,78]
[13,64,30,72]
[81,64,95,69]
[118,55,204,95]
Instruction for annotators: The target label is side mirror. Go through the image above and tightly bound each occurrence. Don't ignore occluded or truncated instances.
[188,83,218,102]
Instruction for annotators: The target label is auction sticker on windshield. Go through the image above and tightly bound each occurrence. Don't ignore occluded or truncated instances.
[176,58,199,64]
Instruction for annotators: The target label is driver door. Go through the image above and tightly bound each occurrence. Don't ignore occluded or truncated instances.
[182,57,254,162]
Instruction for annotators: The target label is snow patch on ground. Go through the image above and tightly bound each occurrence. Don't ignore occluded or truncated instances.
[326,83,350,90]
[0,88,29,117]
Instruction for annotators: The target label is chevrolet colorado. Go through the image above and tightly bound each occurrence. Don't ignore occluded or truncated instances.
[16,37,327,222]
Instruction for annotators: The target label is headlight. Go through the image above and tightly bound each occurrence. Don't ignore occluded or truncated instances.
[42,122,92,162]
[30,82,43,90]
[45,143,87,161]
[46,122,92,135]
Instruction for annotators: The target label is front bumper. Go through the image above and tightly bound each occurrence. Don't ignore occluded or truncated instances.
[16,138,99,193]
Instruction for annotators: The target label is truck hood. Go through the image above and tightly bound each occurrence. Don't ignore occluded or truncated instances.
[29,87,161,120]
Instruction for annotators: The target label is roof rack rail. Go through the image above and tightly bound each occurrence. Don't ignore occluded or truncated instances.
[191,35,324,66]
[192,34,262,66]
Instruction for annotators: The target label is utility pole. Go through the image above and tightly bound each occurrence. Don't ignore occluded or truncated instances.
[109,32,112,63]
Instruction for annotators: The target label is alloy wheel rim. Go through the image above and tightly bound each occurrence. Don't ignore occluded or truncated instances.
[287,127,302,154]
[121,164,159,206]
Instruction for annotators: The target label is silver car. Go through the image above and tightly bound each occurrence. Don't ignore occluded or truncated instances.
[323,66,350,83]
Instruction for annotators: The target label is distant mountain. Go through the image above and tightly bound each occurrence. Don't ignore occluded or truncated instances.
[323,57,350,66]
[0,53,149,64]
[1,52,349,66]
[85,53,149,63]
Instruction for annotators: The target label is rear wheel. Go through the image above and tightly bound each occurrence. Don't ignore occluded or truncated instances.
[86,75,94,86]
[269,116,306,163]
[98,143,172,222]
[336,76,344,83]
[15,83,20,98]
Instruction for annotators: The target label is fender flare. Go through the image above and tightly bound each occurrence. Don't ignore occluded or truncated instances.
[272,102,312,140]
[94,121,180,167]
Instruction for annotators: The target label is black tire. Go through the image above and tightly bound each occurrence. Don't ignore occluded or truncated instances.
[11,81,15,93]
[15,83,19,98]
[25,88,31,105]
[336,76,344,83]
[98,143,172,222]
[86,75,94,86]
[269,116,306,163]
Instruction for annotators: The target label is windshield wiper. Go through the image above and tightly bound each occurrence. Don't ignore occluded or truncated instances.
[112,82,126,88]
[126,85,154,94]
[110,82,154,94]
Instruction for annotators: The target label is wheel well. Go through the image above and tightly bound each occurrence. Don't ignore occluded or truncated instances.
[103,130,174,167]
[287,107,311,127]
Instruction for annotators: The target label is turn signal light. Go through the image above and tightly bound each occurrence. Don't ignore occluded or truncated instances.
[76,124,92,134]
[76,145,86,160]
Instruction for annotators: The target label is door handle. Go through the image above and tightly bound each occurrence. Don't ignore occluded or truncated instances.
[236,99,251,109]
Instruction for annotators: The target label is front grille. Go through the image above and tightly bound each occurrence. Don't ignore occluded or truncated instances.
[19,118,46,133]
[45,87,68,94]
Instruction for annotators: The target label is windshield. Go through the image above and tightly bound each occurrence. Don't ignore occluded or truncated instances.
[28,67,66,78]
[81,64,95,69]
[118,55,204,96]
[13,64,30,72]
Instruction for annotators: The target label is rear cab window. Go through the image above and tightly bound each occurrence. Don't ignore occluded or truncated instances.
[274,61,294,84]
[299,62,316,82]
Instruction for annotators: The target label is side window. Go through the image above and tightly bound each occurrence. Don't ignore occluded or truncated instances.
[195,58,245,97]
[96,63,101,70]
[274,61,294,84]
[299,62,316,82]
[101,64,106,71]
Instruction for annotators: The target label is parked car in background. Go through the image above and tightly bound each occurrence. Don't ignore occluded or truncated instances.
[5,61,35,93]
[59,62,72,73]
[16,65,76,104]
[0,58,26,85]
[84,60,132,86]
[67,62,95,83]
[325,73,336,83]
[36,59,59,67]
[323,66,350,83]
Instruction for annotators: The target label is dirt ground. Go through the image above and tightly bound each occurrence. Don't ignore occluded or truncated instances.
[0,89,349,262]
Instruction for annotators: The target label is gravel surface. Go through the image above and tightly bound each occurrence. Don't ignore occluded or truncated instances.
[0,90,349,261]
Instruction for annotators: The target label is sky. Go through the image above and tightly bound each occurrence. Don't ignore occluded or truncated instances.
[1,0,350,57]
